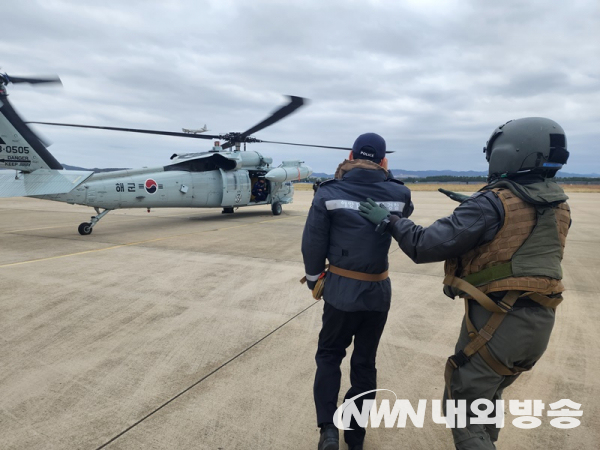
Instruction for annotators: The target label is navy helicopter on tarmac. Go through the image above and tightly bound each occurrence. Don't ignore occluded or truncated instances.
[0,72,354,235]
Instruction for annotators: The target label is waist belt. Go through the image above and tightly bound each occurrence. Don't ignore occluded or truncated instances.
[300,265,388,301]
[328,264,388,282]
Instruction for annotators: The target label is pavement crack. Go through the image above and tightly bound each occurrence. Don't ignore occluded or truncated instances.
[94,301,318,450]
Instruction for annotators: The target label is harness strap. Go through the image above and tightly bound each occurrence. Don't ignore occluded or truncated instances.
[443,275,511,313]
[527,292,563,309]
[444,273,563,311]
[329,264,389,282]
[463,295,529,375]
[444,291,528,399]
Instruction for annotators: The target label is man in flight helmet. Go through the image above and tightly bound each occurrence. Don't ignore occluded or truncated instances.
[359,118,571,449]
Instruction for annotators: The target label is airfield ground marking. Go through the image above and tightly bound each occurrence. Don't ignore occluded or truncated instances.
[0,215,305,269]
[94,300,319,450]
[0,210,220,234]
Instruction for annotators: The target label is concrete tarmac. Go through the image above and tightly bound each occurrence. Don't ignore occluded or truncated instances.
[0,191,598,449]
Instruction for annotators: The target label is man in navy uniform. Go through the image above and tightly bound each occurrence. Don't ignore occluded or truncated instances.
[302,133,413,450]
[252,177,268,202]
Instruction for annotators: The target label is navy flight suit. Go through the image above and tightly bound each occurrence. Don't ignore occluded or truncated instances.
[302,164,412,446]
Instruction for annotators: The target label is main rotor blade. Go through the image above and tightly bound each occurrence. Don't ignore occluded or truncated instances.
[258,140,395,153]
[28,121,222,140]
[236,96,306,141]
[7,75,62,85]
[259,140,351,151]
[30,127,53,147]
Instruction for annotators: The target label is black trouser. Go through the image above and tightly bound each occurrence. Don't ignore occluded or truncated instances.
[314,301,388,446]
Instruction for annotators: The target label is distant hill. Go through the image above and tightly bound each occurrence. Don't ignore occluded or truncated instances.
[391,169,600,178]
[391,169,487,178]
[312,169,600,179]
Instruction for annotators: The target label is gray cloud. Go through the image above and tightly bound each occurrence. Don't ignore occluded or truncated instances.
[2,0,599,174]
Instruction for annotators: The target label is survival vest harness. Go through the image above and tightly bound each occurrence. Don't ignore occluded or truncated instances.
[442,180,570,397]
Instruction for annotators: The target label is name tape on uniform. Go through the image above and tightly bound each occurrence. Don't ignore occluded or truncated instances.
[325,200,405,212]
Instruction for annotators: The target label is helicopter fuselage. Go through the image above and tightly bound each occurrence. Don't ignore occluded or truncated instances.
[37,163,295,210]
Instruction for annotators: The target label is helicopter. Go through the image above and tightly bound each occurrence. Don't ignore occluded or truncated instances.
[0,72,354,235]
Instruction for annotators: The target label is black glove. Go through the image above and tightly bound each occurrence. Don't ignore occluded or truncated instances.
[307,280,317,290]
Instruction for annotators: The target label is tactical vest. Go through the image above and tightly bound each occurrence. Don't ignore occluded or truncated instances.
[444,187,570,301]
[443,180,571,392]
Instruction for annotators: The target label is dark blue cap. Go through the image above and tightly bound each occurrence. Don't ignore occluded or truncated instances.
[352,133,386,162]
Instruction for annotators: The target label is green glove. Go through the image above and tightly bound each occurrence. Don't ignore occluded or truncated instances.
[438,188,470,203]
[359,198,391,225]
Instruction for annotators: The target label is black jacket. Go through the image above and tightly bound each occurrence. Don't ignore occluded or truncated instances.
[302,166,413,312]
[388,190,504,264]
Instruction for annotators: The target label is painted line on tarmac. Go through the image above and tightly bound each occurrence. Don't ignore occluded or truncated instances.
[0,215,303,269]
[94,301,319,450]
[0,211,210,234]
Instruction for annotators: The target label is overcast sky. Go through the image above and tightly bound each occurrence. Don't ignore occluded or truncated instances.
[2,0,599,174]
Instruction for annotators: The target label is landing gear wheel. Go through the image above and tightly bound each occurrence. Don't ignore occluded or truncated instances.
[222,207,234,214]
[78,222,93,235]
[271,201,282,216]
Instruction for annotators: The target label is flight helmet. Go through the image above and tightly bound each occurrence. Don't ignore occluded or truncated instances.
[484,117,569,182]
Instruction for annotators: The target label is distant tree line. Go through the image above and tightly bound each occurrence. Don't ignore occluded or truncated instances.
[301,176,488,183]
[401,176,487,183]
[555,177,600,183]
[302,175,600,184]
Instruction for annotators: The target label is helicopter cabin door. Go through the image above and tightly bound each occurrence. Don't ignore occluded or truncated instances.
[220,169,250,207]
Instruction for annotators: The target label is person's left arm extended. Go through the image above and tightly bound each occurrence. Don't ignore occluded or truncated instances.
[301,192,330,288]
[359,193,503,263]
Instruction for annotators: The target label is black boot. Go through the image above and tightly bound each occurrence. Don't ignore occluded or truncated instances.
[318,424,339,450]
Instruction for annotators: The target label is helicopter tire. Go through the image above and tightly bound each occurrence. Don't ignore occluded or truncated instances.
[271,201,282,216]
[78,222,93,235]
[222,207,234,214]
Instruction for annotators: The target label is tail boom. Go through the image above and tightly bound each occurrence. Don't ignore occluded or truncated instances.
[0,93,63,172]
